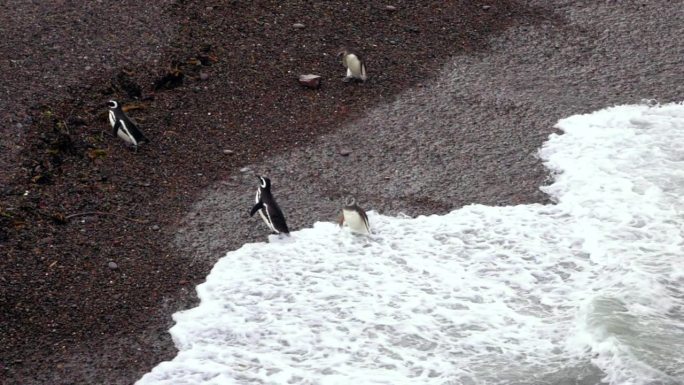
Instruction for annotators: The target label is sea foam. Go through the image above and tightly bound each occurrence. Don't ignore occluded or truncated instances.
[137,103,684,385]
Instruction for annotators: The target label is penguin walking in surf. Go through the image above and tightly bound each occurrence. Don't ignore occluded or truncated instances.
[250,176,290,236]
[107,100,149,151]
[338,197,371,235]
[338,49,368,83]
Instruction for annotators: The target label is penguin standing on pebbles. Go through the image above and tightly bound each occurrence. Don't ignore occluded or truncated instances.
[107,100,148,151]
[338,197,371,235]
[250,176,290,236]
[338,49,368,82]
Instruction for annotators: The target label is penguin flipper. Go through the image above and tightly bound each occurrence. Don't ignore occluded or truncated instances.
[112,119,121,137]
[359,208,371,233]
[250,202,264,217]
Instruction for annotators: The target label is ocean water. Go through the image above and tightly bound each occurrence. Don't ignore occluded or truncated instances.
[137,103,684,385]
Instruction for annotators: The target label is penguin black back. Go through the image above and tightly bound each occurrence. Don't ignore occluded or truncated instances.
[250,176,290,235]
[107,100,149,149]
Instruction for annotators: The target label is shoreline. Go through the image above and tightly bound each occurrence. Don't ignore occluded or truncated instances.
[2,1,683,384]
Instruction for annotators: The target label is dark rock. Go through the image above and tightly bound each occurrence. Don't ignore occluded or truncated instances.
[66,116,86,127]
[298,74,322,89]
[197,52,216,66]
[112,70,142,99]
[154,68,184,90]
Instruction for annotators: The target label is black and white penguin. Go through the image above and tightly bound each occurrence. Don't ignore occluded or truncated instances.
[338,49,368,82]
[250,176,290,235]
[106,100,148,150]
[338,197,371,235]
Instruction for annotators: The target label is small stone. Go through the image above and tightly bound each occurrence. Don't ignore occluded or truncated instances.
[85,65,92,71]
[240,167,250,173]
[339,148,352,156]
[292,23,305,29]
[298,74,322,89]
[482,5,491,10]
[223,149,234,155]
[385,5,397,11]
[152,225,160,231]
[199,72,209,81]
[108,261,118,270]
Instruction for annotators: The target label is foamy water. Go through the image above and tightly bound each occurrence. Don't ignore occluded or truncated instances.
[137,103,684,385]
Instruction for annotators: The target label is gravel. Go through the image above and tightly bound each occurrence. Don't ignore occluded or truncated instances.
[1,1,682,385]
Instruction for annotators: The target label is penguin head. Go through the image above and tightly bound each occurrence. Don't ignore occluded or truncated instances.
[345,196,356,207]
[337,48,351,62]
[106,100,119,110]
[257,176,271,189]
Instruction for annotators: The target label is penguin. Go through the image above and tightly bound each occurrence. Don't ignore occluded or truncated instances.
[106,100,149,151]
[337,197,371,235]
[250,176,290,235]
[338,49,368,82]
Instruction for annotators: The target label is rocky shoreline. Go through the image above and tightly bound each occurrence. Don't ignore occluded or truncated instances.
[2,1,683,384]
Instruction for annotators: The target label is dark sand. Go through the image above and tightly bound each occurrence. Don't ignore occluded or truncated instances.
[1,1,682,384]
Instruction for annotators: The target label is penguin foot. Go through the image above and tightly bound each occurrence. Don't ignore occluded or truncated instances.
[342,76,352,83]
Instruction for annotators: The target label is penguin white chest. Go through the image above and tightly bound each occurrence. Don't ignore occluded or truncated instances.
[343,209,370,234]
[255,188,276,232]
[116,121,137,145]
[345,54,362,77]
[117,129,134,145]
[108,111,116,128]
